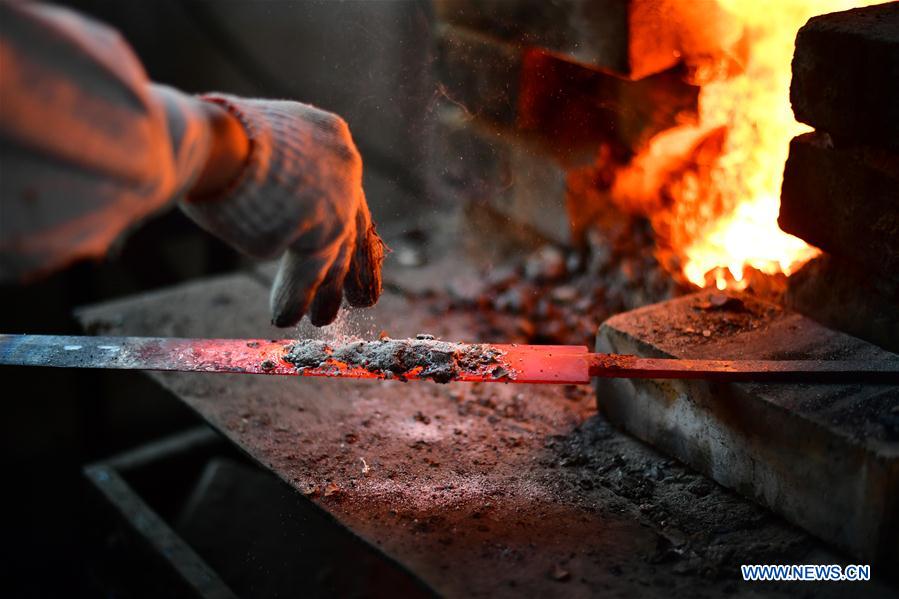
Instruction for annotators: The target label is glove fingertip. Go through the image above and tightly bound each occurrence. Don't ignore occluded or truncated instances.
[309,291,342,326]
[345,227,386,308]
[270,281,310,328]
[272,311,302,328]
[270,249,325,328]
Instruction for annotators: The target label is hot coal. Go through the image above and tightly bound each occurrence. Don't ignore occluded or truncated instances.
[430,218,687,347]
[422,207,791,349]
[282,338,507,384]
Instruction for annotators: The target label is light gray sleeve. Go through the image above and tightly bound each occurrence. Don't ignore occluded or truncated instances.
[0,1,210,281]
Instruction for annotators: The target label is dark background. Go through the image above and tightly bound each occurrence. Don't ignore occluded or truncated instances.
[0,2,435,595]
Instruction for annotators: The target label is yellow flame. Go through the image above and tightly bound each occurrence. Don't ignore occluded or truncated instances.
[626,0,882,288]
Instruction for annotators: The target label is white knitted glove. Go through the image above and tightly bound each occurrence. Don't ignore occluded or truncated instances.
[180,95,384,327]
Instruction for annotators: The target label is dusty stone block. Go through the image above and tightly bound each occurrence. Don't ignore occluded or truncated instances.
[432,106,609,246]
[791,3,899,148]
[779,132,899,277]
[432,107,571,244]
[786,253,899,354]
[596,290,899,567]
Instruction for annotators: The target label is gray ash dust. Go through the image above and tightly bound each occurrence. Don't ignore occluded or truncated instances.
[282,340,331,369]
[281,336,509,383]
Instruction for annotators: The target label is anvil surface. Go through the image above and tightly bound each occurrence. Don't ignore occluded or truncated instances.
[75,269,896,597]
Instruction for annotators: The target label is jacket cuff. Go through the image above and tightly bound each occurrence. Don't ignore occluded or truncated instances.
[179,94,315,258]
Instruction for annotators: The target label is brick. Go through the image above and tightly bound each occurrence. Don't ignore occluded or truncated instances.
[786,253,899,353]
[435,0,743,80]
[517,49,698,153]
[431,107,571,244]
[791,3,899,149]
[431,106,609,246]
[436,25,699,153]
[779,132,899,276]
[595,290,899,567]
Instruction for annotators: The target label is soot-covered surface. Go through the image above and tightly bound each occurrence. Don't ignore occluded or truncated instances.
[76,272,898,597]
[596,290,899,568]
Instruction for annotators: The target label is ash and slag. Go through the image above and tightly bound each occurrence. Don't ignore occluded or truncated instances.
[281,335,510,383]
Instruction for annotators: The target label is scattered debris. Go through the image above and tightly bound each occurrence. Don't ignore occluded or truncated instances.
[696,294,746,312]
[298,482,318,497]
[395,246,425,267]
[524,245,567,282]
[437,226,688,346]
[549,564,571,582]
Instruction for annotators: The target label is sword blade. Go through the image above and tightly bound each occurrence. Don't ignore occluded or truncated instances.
[0,334,295,374]
[1,334,897,385]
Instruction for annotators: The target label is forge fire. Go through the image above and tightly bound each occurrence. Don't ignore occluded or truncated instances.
[611,0,882,291]
[1,1,897,597]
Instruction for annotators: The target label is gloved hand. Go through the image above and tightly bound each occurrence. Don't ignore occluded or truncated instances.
[180,95,385,327]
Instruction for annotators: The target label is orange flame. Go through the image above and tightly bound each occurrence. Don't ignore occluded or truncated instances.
[613,0,880,289]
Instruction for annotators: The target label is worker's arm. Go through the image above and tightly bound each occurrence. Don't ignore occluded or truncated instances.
[0,1,383,327]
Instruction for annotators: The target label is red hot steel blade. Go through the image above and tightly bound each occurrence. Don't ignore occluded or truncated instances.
[1,335,897,385]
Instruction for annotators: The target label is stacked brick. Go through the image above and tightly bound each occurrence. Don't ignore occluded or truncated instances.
[430,1,701,246]
[779,3,899,352]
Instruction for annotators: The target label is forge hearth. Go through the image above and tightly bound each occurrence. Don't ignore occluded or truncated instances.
[431,0,897,308]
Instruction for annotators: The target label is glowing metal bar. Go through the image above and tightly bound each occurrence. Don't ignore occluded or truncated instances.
[1,335,897,385]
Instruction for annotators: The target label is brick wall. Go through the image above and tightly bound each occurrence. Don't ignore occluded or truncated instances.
[429,1,701,246]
